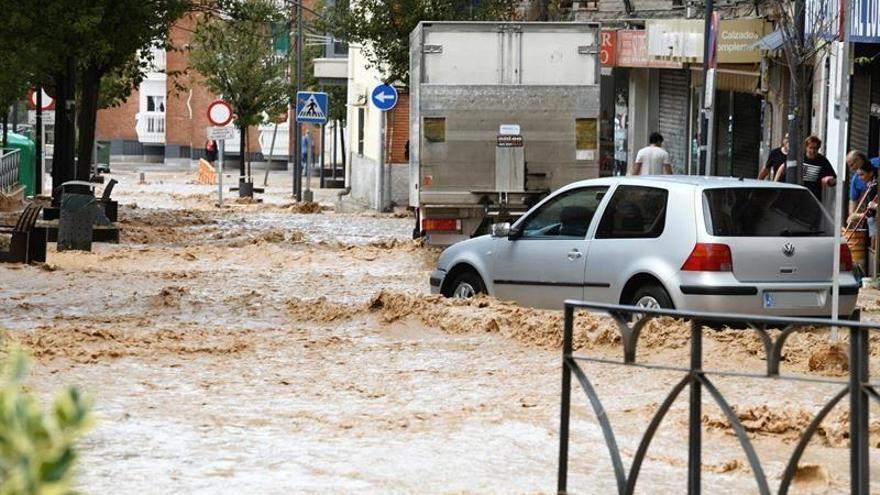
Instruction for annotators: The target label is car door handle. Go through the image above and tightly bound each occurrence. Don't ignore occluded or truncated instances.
[567,249,583,260]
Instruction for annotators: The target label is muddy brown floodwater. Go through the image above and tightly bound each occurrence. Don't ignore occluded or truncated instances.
[1,167,879,493]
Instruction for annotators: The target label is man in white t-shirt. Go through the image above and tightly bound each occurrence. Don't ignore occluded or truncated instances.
[631,132,673,175]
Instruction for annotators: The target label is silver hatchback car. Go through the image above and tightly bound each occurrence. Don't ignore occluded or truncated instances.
[430,176,859,317]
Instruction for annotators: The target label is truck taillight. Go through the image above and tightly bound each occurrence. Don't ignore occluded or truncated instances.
[422,218,460,232]
[681,243,733,272]
[840,244,853,272]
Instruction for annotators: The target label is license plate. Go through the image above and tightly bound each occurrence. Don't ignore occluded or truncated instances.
[762,291,824,309]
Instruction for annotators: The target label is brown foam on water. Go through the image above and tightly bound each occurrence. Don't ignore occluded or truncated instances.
[791,463,829,487]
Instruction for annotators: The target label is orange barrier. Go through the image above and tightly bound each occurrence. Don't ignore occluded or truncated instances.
[197,159,217,185]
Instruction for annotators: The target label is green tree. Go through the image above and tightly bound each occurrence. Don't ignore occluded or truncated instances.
[321,0,519,85]
[190,0,291,193]
[75,1,190,177]
[0,0,189,192]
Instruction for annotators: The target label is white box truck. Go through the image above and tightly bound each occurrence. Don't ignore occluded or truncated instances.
[409,21,602,245]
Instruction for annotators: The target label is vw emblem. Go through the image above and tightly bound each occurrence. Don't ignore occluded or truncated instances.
[782,242,795,257]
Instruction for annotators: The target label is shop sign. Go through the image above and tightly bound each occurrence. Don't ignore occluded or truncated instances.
[600,30,616,67]
[646,19,769,64]
[806,0,880,43]
[617,30,683,69]
[497,135,523,148]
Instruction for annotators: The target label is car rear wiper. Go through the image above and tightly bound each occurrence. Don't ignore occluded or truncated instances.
[780,229,825,236]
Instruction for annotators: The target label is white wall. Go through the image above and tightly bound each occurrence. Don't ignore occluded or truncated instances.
[345,42,407,209]
[824,41,848,177]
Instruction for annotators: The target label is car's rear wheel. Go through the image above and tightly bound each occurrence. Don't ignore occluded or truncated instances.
[629,284,673,320]
[446,270,486,299]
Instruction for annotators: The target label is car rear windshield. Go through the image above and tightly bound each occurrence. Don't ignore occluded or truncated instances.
[703,187,833,237]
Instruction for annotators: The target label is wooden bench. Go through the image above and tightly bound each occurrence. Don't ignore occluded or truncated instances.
[98,178,118,223]
[0,204,46,263]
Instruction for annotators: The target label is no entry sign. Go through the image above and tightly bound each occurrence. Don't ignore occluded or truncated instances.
[27,88,55,111]
[207,100,233,126]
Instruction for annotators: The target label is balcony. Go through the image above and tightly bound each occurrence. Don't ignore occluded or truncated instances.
[136,111,165,144]
[150,48,166,72]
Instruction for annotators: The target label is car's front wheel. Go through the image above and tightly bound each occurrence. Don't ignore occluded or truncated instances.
[445,270,486,299]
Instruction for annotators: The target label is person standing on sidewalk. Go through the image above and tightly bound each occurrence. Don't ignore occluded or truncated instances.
[301,129,313,176]
[775,135,836,201]
[631,132,673,175]
[847,150,879,215]
[205,139,218,164]
[758,133,788,181]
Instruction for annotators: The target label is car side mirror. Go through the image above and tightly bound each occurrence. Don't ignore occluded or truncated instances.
[490,222,511,238]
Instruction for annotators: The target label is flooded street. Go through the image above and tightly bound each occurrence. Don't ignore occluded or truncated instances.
[2,166,879,493]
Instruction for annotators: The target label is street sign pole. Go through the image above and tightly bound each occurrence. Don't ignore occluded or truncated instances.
[370,84,398,212]
[378,110,386,211]
[304,128,313,202]
[35,88,43,196]
[219,139,225,207]
[294,91,329,202]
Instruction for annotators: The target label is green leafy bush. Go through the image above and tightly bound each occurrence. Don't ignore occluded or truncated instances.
[0,344,91,494]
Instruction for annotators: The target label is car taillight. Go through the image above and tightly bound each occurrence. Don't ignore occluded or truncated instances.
[840,244,853,272]
[681,243,733,272]
[422,218,460,232]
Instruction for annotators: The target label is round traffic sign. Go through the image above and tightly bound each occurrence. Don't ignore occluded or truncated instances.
[207,100,233,126]
[371,85,398,111]
[27,88,55,111]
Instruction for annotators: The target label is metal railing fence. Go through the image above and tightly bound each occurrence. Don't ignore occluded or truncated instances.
[557,301,878,495]
[0,148,21,192]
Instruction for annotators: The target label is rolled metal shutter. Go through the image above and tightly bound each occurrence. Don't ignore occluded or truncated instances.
[730,92,763,179]
[658,70,689,174]
[850,74,870,153]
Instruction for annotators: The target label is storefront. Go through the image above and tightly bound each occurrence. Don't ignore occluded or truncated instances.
[598,29,687,176]
[849,43,880,158]
[647,18,769,177]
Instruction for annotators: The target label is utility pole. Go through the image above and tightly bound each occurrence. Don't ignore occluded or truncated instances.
[786,0,807,184]
[831,1,852,341]
[293,0,304,202]
[699,0,716,176]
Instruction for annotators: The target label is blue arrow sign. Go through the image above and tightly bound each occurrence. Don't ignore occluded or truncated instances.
[371,85,398,111]
[296,91,328,124]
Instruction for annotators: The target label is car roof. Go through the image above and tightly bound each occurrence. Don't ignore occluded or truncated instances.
[559,175,808,192]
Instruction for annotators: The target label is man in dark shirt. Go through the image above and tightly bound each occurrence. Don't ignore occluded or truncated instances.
[758,132,788,180]
[775,135,837,200]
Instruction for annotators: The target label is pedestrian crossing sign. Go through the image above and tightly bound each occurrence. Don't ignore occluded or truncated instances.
[295,91,328,124]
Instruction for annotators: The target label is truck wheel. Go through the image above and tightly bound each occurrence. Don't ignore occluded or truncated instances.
[446,270,486,299]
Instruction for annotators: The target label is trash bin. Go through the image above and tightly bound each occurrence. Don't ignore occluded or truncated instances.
[1,132,36,196]
[96,140,111,173]
[58,193,97,252]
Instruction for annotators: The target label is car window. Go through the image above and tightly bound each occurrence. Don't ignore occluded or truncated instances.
[519,187,608,239]
[703,187,833,237]
[595,186,668,239]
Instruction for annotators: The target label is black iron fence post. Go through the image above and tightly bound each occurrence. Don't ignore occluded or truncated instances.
[557,304,574,495]
[850,325,870,495]
[688,319,703,495]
